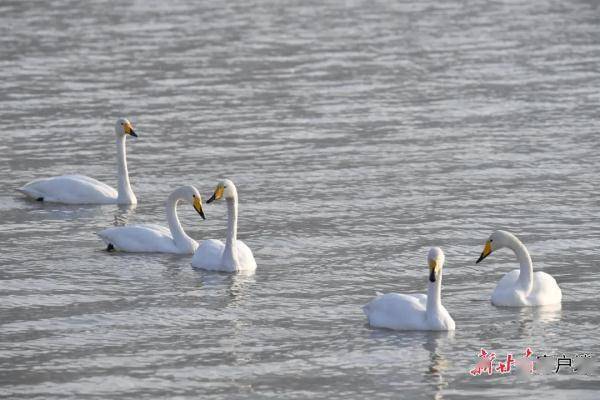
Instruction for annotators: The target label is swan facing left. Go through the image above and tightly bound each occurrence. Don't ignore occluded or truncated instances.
[191,179,257,273]
[97,185,205,254]
[363,247,455,331]
[18,118,138,205]
[476,230,562,307]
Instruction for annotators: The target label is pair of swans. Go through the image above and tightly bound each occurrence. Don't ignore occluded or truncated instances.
[98,179,257,273]
[364,231,562,331]
[18,118,256,273]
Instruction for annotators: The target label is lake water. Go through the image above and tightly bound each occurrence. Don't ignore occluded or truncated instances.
[1,0,599,398]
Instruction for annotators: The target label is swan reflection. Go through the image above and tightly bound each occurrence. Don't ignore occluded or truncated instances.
[423,331,455,400]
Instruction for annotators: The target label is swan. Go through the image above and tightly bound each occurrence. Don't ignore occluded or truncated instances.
[191,179,256,273]
[97,185,205,254]
[18,118,138,204]
[363,247,455,331]
[476,230,562,307]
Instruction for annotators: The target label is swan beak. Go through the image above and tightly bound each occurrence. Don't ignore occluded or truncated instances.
[428,259,437,282]
[124,122,137,137]
[476,241,492,264]
[207,185,224,204]
[193,197,205,220]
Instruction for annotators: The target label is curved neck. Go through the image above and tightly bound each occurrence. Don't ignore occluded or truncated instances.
[506,237,533,294]
[166,191,195,252]
[223,196,239,269]
[426,274,442,318]
[116,135,136,204]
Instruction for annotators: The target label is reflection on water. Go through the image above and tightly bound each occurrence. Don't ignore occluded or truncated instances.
[519,303,562,324]
[423,331,454,400]
[190,268,256,308]
[112,204,138,226]
[23,201,113,221]
[513,303,563,338]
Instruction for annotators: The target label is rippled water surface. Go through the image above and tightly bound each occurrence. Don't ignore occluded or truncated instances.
[1,0,600,398]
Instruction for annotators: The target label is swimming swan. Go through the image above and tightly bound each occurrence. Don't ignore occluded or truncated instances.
[191,179,256,273]
[363,247,455,331]
[97,185,205,254]
[476,230,562,306]
[19,118,138,204]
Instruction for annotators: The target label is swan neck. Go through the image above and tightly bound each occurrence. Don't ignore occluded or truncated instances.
[426,276,442,317]
[223,196,239,269]
[508,238,534,294]
[166,192,194,252]
[116,135,136,203]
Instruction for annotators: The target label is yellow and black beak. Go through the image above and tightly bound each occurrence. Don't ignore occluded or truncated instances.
[476,241,492,264]
[193,196,205,220]
[428,259,437,282]
[206,185,224,204]
[124,122,137,137]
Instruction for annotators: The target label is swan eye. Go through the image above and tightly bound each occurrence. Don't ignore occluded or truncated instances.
[192,195,196,198]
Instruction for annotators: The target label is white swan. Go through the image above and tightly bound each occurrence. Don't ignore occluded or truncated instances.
[19,118,138,204]
[191,179,256,273]
[363,247,455,331]
[97,185,205,254]
[476,230,562,307]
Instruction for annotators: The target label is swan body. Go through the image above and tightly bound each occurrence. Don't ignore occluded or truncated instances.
[98,186,205,254]
[363,247,455,331]
[192,239,256,272]
[19,118,138,205]
[476,230,562,307]
[19,174,119,204]
[192,179,257,273]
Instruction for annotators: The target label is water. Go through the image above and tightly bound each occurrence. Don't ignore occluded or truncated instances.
[1,0,599,398]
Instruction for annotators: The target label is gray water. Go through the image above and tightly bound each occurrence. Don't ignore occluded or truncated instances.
[1,0,599,398]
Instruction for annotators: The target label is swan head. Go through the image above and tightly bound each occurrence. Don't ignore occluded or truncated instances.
[115,117,137,137]
[178,185,205,219]
[206,179,237,203]
[476,230,517,264]
[428,247,445,282]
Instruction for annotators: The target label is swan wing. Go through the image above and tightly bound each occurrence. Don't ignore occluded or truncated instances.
[236,240,257,272]
[97,224,179,253]
[491,270,523,306]
[20,174,118,204]
[144,223,173,236]
[191,239,226,270]
[529,271,562,305]
[432,305,456,331]
[363,293,427,330]
[412,293,428,307]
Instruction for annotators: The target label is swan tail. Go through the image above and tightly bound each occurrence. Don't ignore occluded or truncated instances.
[17,186,43,200]
[362,304,370,316]
[96,231,111,244]
[96,231,116,251]
[363,299,377,317]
